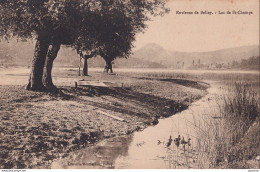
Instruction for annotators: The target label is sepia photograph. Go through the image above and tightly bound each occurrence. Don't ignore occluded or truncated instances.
[0,0,259,170]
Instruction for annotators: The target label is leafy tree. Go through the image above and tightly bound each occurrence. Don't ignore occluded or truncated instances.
[0,0,169,91]
[75,0,150,74]
[73,0,157,74]
[231,56,260,70]
[0,0,92,91]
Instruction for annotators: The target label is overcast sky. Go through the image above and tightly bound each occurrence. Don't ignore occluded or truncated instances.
[133,0,259,52]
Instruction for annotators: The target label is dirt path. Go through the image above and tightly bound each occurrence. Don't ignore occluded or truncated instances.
[0,69,209,169]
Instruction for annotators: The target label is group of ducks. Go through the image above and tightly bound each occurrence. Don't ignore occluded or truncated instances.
[163,135,191,150]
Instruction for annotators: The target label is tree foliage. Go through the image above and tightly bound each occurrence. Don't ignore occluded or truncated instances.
[1,0,168,43]
[73,0,169,59]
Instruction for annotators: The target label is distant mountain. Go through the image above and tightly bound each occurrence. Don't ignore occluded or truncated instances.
[1,40,259,69]
[130,43,260,68]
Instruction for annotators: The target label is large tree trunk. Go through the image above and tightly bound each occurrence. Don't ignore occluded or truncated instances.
[82,55,93,76]
[43,42,61,91]
[26,35,50,91]
[104,58,113,73]
[83,55,89,76]
[82,56,88,76]
[107,60,113,73]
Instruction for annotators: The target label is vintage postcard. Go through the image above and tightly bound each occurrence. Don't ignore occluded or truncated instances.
[0,0,259,170]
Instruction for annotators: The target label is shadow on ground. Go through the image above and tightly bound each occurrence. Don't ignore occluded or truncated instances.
[61,86,187,119]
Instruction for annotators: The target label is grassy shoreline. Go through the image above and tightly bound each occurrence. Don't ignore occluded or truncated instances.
[0,71,209,169]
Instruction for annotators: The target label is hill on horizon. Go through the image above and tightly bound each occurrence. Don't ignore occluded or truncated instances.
[130,43,259,68]
[1,40,259,69]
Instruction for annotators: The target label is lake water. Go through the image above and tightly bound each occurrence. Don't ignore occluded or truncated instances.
[0,67,258,86]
